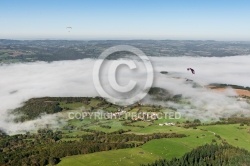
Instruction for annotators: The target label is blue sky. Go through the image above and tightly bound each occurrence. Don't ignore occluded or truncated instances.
[0,0,250,40]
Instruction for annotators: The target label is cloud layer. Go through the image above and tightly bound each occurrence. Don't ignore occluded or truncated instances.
[0,55,250,134]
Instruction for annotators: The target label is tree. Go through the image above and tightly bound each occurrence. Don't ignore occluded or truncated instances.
[193,119,201,124]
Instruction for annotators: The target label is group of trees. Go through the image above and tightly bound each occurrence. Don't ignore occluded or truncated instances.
[13,99,63,122]
[11,97,126,122]
[209,117,250,126]
[0,128,186,166]
[182,117,250,129]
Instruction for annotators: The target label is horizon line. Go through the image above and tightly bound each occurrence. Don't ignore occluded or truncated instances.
[1,38,250,42]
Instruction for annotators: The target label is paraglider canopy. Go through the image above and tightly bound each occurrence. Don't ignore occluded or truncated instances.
[187,68,195,74]
[66,27,72,32]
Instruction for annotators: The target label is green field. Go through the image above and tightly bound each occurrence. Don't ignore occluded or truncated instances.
[58,124,250,166]
[27,98,250,166]
[199,124,250,151]
[5,97,250,166]
[58,136,216,166]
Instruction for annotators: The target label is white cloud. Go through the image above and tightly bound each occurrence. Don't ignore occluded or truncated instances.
[0,55,250,134]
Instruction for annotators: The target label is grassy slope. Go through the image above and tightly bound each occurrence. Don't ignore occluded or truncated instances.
[58,124,250,166]
[199,124,250,151]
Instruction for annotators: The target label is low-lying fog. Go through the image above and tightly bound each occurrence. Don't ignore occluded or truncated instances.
[0,55,250,134]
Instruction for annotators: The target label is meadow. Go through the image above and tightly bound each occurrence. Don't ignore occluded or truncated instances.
[58,123,250,166]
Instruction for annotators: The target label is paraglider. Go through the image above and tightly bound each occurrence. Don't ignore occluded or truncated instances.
[187,68,195,74]
[66,27,72,32]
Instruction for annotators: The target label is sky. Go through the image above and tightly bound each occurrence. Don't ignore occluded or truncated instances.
[0,0,250,40]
